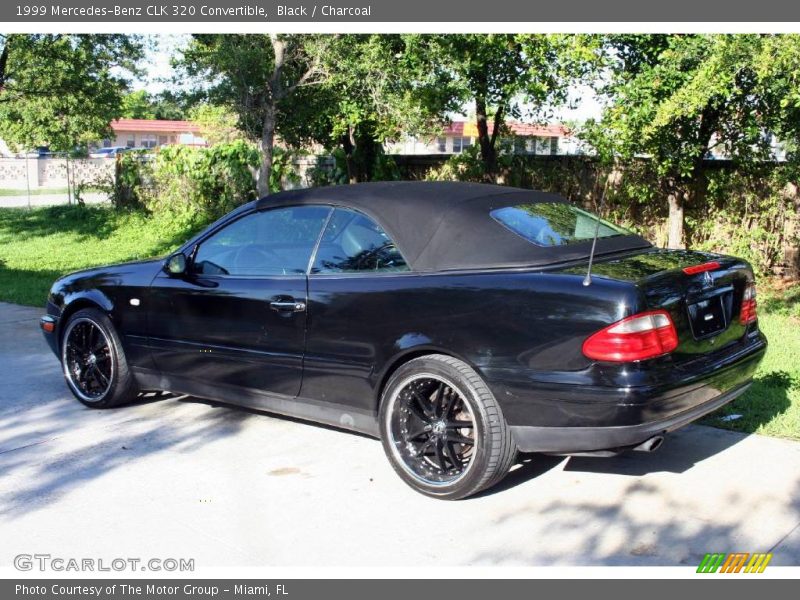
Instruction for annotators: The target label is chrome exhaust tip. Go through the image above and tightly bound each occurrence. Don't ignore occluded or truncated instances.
[633,435,665,453]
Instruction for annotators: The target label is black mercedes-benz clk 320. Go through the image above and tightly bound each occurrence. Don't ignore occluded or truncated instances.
[41,182,767,499]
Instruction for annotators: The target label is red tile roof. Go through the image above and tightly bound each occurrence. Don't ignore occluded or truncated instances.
[111,119,202,133]
[442,120,570,137]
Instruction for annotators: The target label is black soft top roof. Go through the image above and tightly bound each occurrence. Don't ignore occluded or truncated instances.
[256,181,651,272]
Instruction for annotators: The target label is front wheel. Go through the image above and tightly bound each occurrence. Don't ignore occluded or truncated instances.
[60,307,139,408]
[379,354,517,500]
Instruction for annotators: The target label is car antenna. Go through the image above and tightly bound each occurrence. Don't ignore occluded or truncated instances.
[583,173,611,287]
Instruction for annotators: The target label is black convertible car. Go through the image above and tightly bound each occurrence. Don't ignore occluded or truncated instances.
[41,182,767,499]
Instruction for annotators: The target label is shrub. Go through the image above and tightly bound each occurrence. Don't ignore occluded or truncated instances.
[426,149,799,277]
[143,141,260,222]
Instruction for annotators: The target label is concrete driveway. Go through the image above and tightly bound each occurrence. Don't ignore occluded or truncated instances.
[1,300,799,568]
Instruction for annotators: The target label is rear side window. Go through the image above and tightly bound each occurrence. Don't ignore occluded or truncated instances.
[491,203,629,247]
[312,208,409,274]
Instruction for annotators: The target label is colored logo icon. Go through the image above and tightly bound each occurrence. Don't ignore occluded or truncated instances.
[697,552,772,573]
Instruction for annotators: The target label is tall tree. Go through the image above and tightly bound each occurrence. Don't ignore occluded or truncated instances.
[0,34,142,151]
[178,34,330,196]
[282,34,458,183]
[587,35,780,248]
[420,34,600,176]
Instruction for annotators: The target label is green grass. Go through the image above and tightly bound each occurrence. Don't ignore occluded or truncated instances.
[0,204,798,441]
[702,316,799,438]
[700,287,800,440]
[0,204,203,306]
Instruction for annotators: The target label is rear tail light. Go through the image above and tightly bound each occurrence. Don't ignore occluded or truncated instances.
[683,261,721,275]
[740,282,758,325]
[583,310,679,362]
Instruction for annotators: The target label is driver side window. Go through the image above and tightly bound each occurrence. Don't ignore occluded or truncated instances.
[193,206,331,276]
[311,208,409,274]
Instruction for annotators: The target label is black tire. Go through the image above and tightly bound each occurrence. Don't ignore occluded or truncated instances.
[379,354,517,500]
[60,307,139,409]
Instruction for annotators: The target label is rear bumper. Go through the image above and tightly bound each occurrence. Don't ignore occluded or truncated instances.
[510,381,751,453]
[487,334,767,453]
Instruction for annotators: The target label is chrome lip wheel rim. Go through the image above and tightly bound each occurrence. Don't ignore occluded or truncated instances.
[386,373,478,487]
[61,317,114,402]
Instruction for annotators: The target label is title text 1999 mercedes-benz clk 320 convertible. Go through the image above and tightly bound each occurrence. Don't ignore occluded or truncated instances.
[41,182,766,499]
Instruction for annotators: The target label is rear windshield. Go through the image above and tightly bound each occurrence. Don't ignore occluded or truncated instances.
[491,203,629,247]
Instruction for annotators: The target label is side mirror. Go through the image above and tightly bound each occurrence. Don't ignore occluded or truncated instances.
[164,252,188,276]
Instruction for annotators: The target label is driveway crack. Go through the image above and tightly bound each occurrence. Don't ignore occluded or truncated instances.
[768,520,800,553]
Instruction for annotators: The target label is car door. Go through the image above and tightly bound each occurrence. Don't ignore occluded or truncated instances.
[303,208,412,412]
[147,205,332,399]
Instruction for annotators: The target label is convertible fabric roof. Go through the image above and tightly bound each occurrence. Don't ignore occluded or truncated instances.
[255,182,651,272]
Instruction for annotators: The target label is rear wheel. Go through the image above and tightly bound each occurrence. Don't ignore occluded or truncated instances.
[379,354,517,500]
[61,308,139,408]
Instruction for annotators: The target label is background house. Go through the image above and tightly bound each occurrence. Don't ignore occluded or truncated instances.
[385,120,582,156]
[99,119,208,149]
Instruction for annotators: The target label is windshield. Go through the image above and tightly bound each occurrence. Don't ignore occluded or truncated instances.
[490,202,629,247]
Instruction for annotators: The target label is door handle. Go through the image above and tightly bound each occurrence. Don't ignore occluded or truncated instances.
[269,299,306,313]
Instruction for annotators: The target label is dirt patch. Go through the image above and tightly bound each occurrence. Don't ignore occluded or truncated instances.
[268,467,302,476]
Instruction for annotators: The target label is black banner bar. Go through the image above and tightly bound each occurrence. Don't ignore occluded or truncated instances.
[3,0,800,23]
[3,579,798,600]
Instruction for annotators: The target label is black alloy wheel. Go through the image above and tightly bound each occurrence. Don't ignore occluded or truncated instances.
[380,354,517,500]
[388,374,478,485]
[60,308,139,408]
[62,317,114,402]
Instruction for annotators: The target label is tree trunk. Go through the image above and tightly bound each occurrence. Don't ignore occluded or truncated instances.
[665,105,718,250]
[256,34,324,195]
[667,191,685,249]
[255,35,288,197]
[256,105,276,197]
[356,123,379,182]
[475,98,496,178]
[341,130,358,184]
[0,40,8,88]
[339,124,380,183]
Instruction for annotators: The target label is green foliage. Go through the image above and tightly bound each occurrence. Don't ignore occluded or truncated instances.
[0,34,143,151]
[112,141,260,222]
[416,34,602,174]
[188,104,246,145]
[308,154,347,187]
[270,146,302,192]
[687,168,796,275]
[426,153,798,276]
[120,89,188,121]
[310,147,400,186]
[286,35,456,152]
[109,141,304,222]
[178,34,276,140]
[582,34,800,248]
[425,145,492,182]
[589,35,781,174]
[110,150,149,209]
[120,90,156,119]
[177,34,334,194]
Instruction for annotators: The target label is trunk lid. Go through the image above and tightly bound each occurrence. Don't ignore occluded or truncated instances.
[556,248,757,361]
